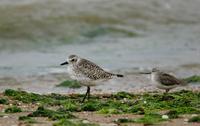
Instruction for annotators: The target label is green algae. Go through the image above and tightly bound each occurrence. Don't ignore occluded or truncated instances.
[136,90,200,114]
[116,113,166,125]
[133,113,166,125]
[96,99,131,114]
[4,89,200,115]
[172,107,200,115]
[98,108,121,114]
[59,102,81,112]
[188,116,200,122]
[129,106,145,114]
[0,98,8,104]
[53,119,98,126]
[165,110,179,119]
[5,106,22,113]
[116,118,135,123]
[4,89,50,104]
[56,80,81,89]
[4,89,71,106]
[111,91,135,99]
[81,101,101,111]
[184,75,200,83]
[28,106,75,120]
[19,116,37,123]
[3,89,200,125]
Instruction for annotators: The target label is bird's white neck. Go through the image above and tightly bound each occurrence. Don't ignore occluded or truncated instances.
[151,72,158,82]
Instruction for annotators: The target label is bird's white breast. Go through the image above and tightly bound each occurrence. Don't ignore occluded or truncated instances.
[67,65,91,81]
[151,72,158,84]
[67,65,79,80]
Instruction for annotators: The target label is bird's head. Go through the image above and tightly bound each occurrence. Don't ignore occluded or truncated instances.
[60,54,79,65]
[152,67,160,73]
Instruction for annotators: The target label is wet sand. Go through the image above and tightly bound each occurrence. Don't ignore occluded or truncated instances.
[0,67,200,94]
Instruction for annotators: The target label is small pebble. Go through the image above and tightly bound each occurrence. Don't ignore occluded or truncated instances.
[162,115,169,119]
[3,116,9,118]
[184,118,189,122]
[123,98,127,101]
[82,120,89,124]
[100,123,118,126]
[83,111,87,114]
[191,114,198,117]
[36,103,41,105]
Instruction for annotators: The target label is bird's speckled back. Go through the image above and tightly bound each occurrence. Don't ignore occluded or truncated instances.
[75,58,114,80]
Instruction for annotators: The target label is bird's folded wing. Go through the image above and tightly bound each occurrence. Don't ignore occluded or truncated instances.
[159,72,182,86]
[77,59,112,80]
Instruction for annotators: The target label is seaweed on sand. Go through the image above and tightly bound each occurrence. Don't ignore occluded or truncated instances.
[28,106,75,120]
[56,80,81,89]
[5,106,22,113]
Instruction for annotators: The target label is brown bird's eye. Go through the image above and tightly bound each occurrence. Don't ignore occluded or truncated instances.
[71,59,75,62]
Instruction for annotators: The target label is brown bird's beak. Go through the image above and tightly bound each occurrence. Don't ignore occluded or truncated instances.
[60,61,68,65]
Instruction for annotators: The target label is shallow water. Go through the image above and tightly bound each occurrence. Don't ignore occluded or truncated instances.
[0,0,200,93]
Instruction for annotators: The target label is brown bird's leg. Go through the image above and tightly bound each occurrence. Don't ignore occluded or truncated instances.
[165,89,170,93]
[162,89,170,100]
[82,86,90,103]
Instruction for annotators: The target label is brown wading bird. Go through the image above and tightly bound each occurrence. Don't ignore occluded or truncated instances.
[61,54,124,102]
[151,68,187,93]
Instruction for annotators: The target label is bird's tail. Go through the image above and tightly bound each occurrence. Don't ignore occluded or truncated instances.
[181,81,188,86]
[115,74,124,77]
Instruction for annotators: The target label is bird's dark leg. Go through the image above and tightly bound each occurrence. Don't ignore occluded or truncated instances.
[82,88,88,103]
[162,89,170,99]
[87,86,90,100]
[82,86,90,103]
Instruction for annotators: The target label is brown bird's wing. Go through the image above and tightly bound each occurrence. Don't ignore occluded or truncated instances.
[77,59,113,80]
[158,72,183,86]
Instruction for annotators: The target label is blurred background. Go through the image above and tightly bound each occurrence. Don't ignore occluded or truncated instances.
[0,0,200,94]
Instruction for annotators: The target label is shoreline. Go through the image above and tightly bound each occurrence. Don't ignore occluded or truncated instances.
[0,72,200,94]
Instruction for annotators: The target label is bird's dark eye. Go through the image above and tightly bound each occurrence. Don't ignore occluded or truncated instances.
[71,59,75,62]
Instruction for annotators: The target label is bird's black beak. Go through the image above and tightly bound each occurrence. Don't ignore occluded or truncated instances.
[60,61,68,65]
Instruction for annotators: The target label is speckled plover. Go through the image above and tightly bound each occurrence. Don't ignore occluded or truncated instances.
[151,68,187,93]
[61,54,124,102]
